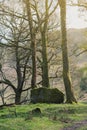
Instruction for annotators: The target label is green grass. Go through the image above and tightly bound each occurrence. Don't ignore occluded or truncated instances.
[0,103,87,130]
[79,125,87,130]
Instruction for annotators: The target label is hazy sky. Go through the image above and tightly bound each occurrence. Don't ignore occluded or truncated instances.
[67,6,87,28]
[0,0,87,29]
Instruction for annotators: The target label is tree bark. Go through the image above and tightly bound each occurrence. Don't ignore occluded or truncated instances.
[25,0,37,88]
[15,44,22,104]
[59,0,77,103]
[15,90,21,105]
[41,0,49,87]
[41,31,49,87]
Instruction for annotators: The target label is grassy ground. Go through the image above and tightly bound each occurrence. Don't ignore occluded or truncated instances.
[0,103,87,130]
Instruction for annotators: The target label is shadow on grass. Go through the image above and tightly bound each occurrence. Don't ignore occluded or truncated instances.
[0,106,76,119]
[0,111,42,120]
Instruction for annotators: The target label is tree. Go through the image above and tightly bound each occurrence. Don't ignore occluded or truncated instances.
[40,0,49,87]
[34,0,59,87]
[71,0,87,8]
[59,0,77,103]
[0,3,32,104]
[24,0,37,89]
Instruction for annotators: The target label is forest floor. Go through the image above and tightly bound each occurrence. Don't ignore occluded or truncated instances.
[0,103,87,130]
[62,120,87,130]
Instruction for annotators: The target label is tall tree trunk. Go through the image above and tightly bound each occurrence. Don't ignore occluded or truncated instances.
[15,44,22,104]
[25,0,36,88]
[41,0,49,87]
[59,0,77,103]
[41,31,49,87]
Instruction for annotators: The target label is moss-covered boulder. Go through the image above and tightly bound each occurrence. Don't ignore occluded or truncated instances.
[30,87,64,104]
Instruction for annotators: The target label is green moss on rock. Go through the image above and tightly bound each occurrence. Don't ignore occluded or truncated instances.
[30,87,64,104]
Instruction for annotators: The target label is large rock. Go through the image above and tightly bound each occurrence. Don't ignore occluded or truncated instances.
[30,87,64,104]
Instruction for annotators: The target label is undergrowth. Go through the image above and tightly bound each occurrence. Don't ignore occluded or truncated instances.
[0,103,87,130]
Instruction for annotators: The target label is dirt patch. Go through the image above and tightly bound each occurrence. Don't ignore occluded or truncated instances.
[62,120,87,130]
